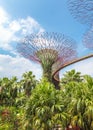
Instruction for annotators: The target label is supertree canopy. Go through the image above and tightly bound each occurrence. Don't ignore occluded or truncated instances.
[67,0,93,25]
[17,32,77,88]
[83,26,93,49]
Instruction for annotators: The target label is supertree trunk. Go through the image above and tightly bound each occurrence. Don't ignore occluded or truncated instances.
[52,72,60,89]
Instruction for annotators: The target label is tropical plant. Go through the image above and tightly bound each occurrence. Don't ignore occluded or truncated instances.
[60,69,83,86]
[20,71,37,97]
[0,106,20,130]
[0,76,18,106]
[0,69,93,130]
[24,78,66,130]
[60,71,93,130]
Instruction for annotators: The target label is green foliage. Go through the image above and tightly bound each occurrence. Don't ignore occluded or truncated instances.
[0,71,37,130]
[0,106,20,130]
[60,70,93,130]
[0,70,93,130]
[21,71,37,96]
[0,77,18,106]
[60,69,83,86]
[24,78,66,130]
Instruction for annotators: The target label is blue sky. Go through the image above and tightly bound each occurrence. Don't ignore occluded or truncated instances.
[0,0,93,80]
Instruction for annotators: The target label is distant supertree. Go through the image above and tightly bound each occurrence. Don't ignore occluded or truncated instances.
[67,0,93,25]
[83,26,93,49]
[17,32,77,88]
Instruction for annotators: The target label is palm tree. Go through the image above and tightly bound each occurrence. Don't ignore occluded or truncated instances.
[60,69,83,86]
[0,77,11,106]
[21,71,37,97]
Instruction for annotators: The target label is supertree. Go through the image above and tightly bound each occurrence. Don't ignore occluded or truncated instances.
[83,26,93,49]
[67,0,93,25]
[17,32,77,89]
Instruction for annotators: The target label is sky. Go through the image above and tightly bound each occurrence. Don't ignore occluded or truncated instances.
[0,0,93,80]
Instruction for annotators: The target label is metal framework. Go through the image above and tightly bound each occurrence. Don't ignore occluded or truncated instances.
[67,0,93,25]
[17,32,77,88]
[53,54,93,81]
[83,26,93,49]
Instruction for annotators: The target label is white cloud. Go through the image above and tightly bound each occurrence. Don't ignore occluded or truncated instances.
[60,57,93,78]
[0,7,9,25]
[0,7,44,79]
[0,7,44,51]
[20,17,44,35]
[73,58,93,75]
[0,54,42,80]
[9,21,21,32]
